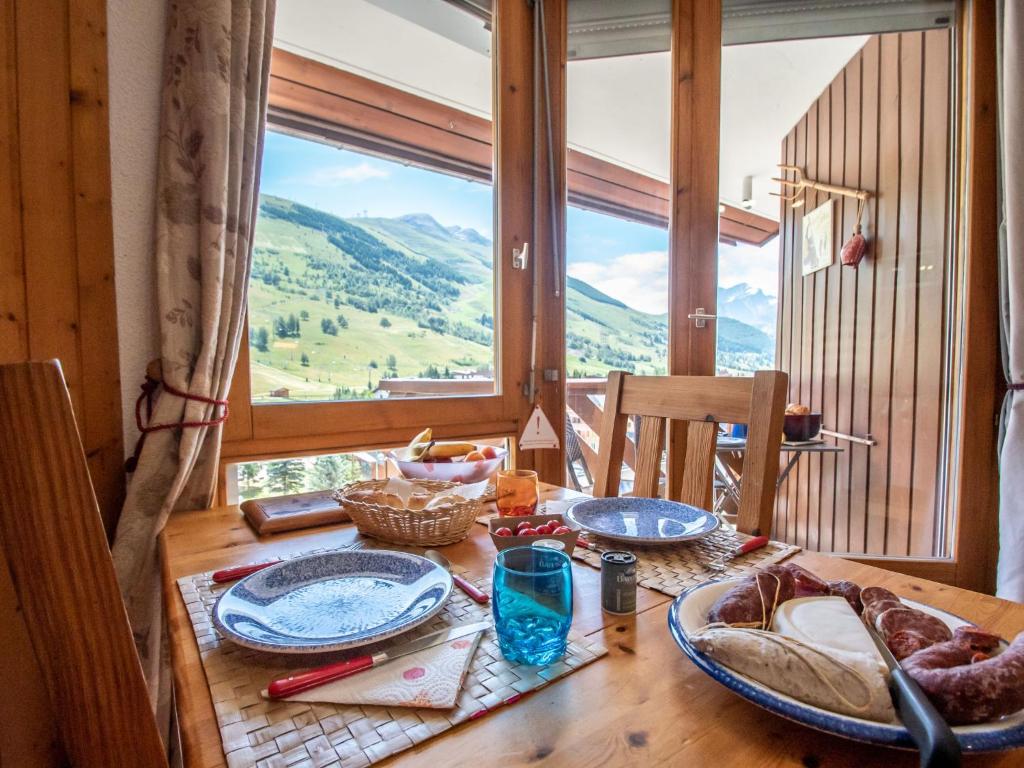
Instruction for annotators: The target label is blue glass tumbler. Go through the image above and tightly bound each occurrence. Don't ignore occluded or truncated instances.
[492,545,573,665]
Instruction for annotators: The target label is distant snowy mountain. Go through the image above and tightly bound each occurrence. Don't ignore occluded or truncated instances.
[717,283,777,335]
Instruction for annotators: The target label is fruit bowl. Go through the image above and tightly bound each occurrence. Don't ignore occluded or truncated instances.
[388,446,507,484]
[783,412,822,442]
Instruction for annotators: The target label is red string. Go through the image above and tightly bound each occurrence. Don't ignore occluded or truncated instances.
[125,374,229,473]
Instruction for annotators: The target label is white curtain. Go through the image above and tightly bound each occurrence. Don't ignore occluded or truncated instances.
[997,0,1024,601]
[111,0,277,724]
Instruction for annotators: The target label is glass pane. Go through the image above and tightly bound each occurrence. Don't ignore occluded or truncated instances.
[718,29,956,557]
[564,45,671,494]
[249,0,494,403]
[231,449,392,502]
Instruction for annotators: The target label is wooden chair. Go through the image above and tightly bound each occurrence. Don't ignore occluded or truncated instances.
[0,361,167,767]
[592,370,788,536]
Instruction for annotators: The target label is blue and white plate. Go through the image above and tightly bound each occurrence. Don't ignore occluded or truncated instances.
[565,497,719,544]
[213,550,453,654]
[668,578,1024,752]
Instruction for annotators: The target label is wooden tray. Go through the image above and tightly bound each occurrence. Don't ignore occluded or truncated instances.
[240,490,350,535]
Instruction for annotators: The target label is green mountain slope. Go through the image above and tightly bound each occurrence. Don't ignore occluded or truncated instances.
[248,194,773,401]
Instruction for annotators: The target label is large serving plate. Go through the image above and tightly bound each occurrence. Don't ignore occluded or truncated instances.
[668,578,1024,752]
[213,550,453,654]
[565,497,719,544]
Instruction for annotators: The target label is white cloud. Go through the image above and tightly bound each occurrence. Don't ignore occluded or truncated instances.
[299,162,390,186]
[718,239,780,296]
[568,250,669,314]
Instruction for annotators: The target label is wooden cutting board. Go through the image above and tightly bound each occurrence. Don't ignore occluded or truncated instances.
[240,490,350,535]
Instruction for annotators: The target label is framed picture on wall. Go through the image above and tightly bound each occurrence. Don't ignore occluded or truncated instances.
[801,199,834,276]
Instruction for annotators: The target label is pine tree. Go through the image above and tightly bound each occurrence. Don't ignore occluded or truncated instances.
[274,316,288,338]
[287,313,301,337]
[300,352,310,367]
[266,459,305,494]
[379,317,391,328]
[337,314,348,329]
[255,327,269,352]
[300,310,310,321]
[385,354,397,374]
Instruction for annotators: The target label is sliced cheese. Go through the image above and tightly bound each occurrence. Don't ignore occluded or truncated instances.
[771,596,882,662]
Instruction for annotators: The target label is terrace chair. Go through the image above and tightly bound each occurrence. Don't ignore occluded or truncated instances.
[0,361,167,767]
[592,370,788,536]
[564,413,593,492]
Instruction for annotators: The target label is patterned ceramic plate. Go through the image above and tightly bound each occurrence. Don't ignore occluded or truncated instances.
[213,550,453,653]
[668,579,1024,752]
[565,497,720,544]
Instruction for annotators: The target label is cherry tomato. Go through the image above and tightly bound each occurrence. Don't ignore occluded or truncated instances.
[519,528,539,536]
[494,527,513,537]
[534,524,553,535]
[552,525,571,535]
[515,521,533,532]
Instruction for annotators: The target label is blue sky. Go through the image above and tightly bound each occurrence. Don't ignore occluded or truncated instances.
[259,130,778,314]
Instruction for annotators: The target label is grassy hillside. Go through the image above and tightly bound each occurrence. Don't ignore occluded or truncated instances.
[248,195,773,401]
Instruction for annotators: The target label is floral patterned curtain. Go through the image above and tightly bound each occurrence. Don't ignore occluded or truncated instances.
[111,0,276,719]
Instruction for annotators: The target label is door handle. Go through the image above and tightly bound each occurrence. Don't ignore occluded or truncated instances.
[687,308,717,328]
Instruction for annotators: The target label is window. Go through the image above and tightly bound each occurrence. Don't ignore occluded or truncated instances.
[249,132,495,403]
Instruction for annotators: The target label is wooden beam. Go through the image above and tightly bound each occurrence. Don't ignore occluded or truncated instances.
[268,47,776,247]
[951,0,1000,593]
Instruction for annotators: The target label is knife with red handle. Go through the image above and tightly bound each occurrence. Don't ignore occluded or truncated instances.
[265,620,490,699]
[452,573,490,603]
[703,535,770,572]
[211,560,280,583]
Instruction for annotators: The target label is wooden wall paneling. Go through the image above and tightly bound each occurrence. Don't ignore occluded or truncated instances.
[798,103,818,551]
[790,116,808,546]
[865,34,901,555]
[783,129,799,544]
[821,73,844,552]
[911,29,952,557]
[0,0,27,363]
[773,131,794,540]
[2,0,123,533]
[666,0,722,497]
[68,0,124,531]
[835,48,862,553]
[16,1,83,418]
[886,31,925,557]
[849,36,881,554]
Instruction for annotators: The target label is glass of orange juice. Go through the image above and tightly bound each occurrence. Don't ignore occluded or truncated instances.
[496,469,539,516]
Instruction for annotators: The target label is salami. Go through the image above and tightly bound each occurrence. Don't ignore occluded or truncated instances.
[863,598,904,628]
[876,607,953,659]
[860,586,900,607]
[706,565,797,629]
[902,627,1024,725]
[826,580,863,615]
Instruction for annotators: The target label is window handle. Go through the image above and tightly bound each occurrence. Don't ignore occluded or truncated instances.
[687,308,717,328]
[512,242,529,270]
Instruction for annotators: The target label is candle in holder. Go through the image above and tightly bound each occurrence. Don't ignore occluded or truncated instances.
[496,469,539,516]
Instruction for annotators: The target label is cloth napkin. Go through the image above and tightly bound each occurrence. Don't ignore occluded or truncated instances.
[280,630,484,709]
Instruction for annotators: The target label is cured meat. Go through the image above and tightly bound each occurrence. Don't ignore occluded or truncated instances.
[860,586,900,607]
[826,580,863,615]
[902,627,1024,725]
[863,598,904,628]
[876,607,953,660]
[788,564,831,597]
[707,565,797,629]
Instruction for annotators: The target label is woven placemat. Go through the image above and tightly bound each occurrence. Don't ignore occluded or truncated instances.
[177,547,606,768]
[476,505,801,598]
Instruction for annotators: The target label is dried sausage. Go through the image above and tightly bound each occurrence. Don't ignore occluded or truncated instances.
[902,627,1024,725]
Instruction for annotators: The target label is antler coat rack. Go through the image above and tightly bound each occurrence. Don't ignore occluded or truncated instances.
[771,164,871,208]
[773,164,874,268]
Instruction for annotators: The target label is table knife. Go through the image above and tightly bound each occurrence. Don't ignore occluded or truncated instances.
[266,620,490,699]
[211,560,280,583]
[865,623,961,768]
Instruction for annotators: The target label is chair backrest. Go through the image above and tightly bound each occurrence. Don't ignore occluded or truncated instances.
[0,361,167,767]
[592,370,788,536]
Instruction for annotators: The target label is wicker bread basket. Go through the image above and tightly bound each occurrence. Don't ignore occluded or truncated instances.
[334,479,481,546]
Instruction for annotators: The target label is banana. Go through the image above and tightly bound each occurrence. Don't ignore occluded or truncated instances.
[408,441,433,462]
[407,427,432,449]
[427,441,477,459]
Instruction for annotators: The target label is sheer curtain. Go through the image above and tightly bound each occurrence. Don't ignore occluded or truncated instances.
[111,0,276,722]
[997,0,1024,601]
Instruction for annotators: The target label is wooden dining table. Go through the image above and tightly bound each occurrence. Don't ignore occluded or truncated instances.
[162,483,1024,767]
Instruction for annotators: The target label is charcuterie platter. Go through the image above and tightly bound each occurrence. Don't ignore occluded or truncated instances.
[668,565,1024,752]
